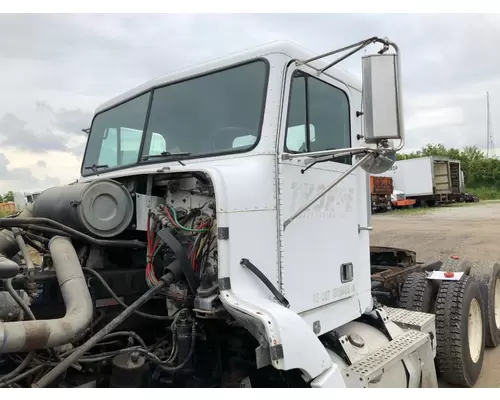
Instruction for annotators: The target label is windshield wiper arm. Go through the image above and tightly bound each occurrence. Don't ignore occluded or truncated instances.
[84,164,109,173]
[142,152,190,166]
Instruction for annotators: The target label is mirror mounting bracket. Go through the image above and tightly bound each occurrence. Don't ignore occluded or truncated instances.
[295,36,394,76]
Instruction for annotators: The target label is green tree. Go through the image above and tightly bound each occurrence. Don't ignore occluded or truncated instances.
[397,143,500,195]
[3,191,14,202]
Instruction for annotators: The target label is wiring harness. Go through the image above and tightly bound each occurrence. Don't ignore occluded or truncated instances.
[146,204,217,288]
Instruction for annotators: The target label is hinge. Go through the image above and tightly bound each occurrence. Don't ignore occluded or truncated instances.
[218,227,229,240]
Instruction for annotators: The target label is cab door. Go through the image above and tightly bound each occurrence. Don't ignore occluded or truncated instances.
[277,65,361,317]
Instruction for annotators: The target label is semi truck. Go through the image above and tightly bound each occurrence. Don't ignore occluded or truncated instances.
[370,176,393,213]
[382,156,462,207]
[369,176,415,211]
[0,37,497,389]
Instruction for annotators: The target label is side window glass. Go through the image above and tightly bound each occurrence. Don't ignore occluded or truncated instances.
[285,71,351,164]
[119,128,143,165]
[285,75,306,152]
[149,132,167,155]
[308,77,350,152]
[98,128,118,167]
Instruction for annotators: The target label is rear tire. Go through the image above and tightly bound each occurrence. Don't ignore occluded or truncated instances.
[469,261,500,348]
[435,275,485,387]
[399,272,437,313]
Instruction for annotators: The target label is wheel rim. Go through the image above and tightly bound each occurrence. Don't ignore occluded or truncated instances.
[468,297,483,363]
[495,278,500,329]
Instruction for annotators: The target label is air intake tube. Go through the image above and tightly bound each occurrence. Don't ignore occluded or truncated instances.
[0,236,93,352]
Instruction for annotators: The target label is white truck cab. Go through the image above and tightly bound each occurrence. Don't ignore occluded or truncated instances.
[75,39,435,387]
[0,38,443,388]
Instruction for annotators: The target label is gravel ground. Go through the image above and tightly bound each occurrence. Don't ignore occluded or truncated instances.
[371,201,500,388]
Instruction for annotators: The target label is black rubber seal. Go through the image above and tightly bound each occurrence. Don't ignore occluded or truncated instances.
[240,258,289,308]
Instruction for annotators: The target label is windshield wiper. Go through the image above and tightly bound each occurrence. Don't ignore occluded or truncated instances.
[84,164,109,173]
[142,151,190,166]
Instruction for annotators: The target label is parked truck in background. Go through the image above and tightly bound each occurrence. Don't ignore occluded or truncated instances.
[390,189,416,209]
[370,176,415,212]
[381,156,461,207]
[370,175,392,213]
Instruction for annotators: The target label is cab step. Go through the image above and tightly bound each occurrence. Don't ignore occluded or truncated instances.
[341,329,437,388]
[385,306,436,355]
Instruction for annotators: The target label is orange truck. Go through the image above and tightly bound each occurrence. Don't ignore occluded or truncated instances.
[370,176,393,213]
[391,190,417,209]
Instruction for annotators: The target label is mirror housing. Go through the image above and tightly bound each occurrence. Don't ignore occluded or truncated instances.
[361,53,403,144]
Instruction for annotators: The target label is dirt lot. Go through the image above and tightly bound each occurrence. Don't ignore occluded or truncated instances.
[371,201,500,388]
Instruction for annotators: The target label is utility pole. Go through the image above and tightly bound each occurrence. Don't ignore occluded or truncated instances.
[486,91,495,158]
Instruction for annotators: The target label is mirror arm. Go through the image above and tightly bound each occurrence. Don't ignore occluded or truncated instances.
[296,36,394,76]
[300,150,370,174]
[318,40,373,75]
[282,146,370,161]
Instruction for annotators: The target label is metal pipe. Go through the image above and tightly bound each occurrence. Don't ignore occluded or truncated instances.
[12,228,37,297]
[282,146,370,160]
[0,236,93,353]
[32,273,174,388]
[14,230,35,277]
[0,218,146,249]
[299,37,379,65]
[5,279,34,320]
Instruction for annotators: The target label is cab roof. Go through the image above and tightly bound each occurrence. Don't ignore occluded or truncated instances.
[95,40,362,114]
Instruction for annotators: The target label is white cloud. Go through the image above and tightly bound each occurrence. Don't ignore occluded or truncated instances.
[1,14,500,193]
[406,107,464,132]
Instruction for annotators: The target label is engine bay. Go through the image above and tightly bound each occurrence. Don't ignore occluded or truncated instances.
[0,172,305,388]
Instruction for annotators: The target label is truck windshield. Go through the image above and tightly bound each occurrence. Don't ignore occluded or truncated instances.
[82,60,269,175]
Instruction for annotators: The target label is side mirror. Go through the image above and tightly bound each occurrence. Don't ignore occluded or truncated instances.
[361,53,403,144]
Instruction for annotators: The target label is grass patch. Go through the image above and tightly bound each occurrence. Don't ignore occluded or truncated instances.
[466,186,500,200]
[380,199,500,216]
[388,207,433,215]
[0,210,13,218]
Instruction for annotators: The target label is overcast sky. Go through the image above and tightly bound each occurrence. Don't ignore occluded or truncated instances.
[0,13,498,193]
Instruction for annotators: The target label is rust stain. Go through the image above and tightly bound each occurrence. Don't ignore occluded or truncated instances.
[22,322,51,351]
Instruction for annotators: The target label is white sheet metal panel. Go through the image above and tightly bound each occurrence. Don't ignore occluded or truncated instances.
[378,157,433,196]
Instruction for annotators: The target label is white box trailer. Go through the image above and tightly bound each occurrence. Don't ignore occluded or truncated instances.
[381,156,461,206]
